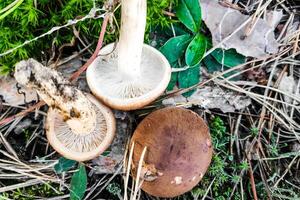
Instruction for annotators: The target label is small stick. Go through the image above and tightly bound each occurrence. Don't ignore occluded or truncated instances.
[247,157,258,200]
[162,10,175,17]
[0,101,45,126]
[70,14,110,81]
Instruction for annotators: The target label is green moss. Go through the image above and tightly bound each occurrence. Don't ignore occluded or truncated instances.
[146,0,177,41]
[0,182,63,199]
[0,0,176,74]
[190,116,245,200]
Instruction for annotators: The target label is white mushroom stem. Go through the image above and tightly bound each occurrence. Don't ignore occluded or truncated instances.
[118,0,147,79]
[14,59,97,135]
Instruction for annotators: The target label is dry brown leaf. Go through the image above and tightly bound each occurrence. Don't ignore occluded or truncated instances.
[201,0,280,58]
[278,73,295,104]
[0,76,38,106]
[163,86,251,113]
[265,10,283,29]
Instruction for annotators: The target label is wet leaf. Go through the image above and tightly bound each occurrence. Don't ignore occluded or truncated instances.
[70,164,87,200]
[160,34,192,63]
[185,33,207,66]
[176,0,202,33]
[201,0,279,58]
[0,77,38,106]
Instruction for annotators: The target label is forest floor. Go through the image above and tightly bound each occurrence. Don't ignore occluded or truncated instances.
[0,0,300,200]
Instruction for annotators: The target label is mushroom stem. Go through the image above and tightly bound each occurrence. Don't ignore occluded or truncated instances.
[118,0,147,79]
[14,59,96,135]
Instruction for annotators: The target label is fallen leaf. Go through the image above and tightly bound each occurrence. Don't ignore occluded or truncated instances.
[278,73,295,104]
[0,76,38,106]
[201,0,280,58]
[163,86,251,113]
[265,10,283,29]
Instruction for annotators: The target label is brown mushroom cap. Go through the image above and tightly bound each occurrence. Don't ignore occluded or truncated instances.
[130,107,213,198]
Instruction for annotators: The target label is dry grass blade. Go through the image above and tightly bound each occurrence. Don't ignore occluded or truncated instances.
[131,147,147,200]
[0,179,42,193]
[124,142,135,200]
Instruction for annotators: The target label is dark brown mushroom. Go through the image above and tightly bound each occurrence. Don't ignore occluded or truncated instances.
[130,107,213,198]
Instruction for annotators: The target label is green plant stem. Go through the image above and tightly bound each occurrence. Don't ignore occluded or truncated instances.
[0,0,20,14]
[0,0,24,21]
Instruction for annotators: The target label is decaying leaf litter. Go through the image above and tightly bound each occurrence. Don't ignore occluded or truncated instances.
[0,0,300,199]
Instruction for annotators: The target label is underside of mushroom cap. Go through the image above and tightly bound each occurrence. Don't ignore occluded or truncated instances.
[46,95,115,161]
[86,43,171,111]
[130,107,213,197]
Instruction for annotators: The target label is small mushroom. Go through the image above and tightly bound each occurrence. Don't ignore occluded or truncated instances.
[130,107,213,197]
[86,0,171,110]
[14,59,116,161]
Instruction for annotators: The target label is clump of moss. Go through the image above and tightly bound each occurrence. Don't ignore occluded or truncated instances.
[0,182,63,200]
[190,116,249,200]
[0,0,176,74]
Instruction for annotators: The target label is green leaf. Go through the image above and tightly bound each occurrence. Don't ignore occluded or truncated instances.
[203,55,240,80]
[167,62,181,91]
[70,164,87,200]
[178,65,200,97]
[163,23,190,38]
[176,0,202,33]
[185,33,207,66]
[160,34,192,63]
[54,157,76,174]
[167,72,178,91]
[211,49,245,67]
[203,55,223,73]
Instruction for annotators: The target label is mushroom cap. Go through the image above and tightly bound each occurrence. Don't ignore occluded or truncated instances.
[86,43,171,111]
[46,94,116,161]
[130,107,213,198]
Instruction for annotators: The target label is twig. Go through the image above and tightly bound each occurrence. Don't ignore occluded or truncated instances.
[162,10,175,17]
[247,158,258,200]
[273,155,299,188]
[70,14,110,81]
[0,101,45,126]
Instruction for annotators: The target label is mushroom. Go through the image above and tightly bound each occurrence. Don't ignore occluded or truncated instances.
[130,107,213,197]
[14,59,116,161]
[86,0,171,110]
